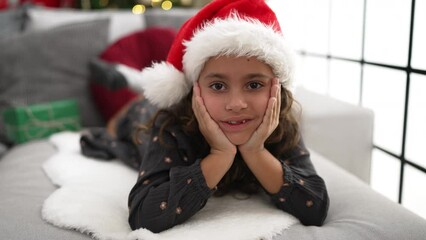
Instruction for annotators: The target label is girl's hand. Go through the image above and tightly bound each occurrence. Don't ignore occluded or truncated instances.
[239,78,281,154]
[192,83,237,156]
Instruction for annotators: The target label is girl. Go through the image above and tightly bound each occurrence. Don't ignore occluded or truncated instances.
[81,0,329,233]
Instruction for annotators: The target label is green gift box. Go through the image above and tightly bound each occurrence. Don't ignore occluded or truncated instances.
[2,99,82,144]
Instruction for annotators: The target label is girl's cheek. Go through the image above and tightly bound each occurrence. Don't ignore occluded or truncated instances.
[204,99,221,120]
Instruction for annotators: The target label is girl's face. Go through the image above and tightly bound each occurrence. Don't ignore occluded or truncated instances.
[198,56,274,145]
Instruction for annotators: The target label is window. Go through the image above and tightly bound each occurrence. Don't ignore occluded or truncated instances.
[268,0,426,220]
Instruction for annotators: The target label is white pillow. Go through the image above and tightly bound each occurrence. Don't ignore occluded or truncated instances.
[25,7,146,43]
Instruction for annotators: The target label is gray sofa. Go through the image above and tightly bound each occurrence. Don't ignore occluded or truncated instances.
[1,6,426,240]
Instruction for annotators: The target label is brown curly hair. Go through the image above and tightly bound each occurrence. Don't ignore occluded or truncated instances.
[136,86,301,196]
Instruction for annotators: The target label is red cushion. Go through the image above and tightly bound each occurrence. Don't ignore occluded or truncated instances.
[19,0,62,7]
[0,0,8,9]
[90,27,176,121]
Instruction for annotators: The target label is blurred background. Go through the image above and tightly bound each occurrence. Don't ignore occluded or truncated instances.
[0,0,212,10]
[1,0,425,221]
[268,0,426,220]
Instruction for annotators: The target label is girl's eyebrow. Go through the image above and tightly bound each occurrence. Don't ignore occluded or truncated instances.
[204,73,227,80]
[245,73,273,80]
[203,73,272,80]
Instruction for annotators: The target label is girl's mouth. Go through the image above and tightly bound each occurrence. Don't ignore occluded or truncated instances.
[226,120,248,125]
[220,119,252,132]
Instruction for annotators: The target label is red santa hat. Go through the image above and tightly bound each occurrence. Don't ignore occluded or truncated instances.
[138,0,294,108]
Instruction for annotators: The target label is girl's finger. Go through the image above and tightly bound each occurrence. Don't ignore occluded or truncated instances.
[264,96,275,128]
[269,78,279,121]
[275,83,281,120]
[192,85,204,125]
[193,82,201,97]
[192,85,212,131]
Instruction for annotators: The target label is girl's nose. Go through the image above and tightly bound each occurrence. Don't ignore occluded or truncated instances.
[225,91,248,112]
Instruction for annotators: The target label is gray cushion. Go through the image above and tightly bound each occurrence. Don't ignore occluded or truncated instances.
[144,8,197,29]
[276,150,426,239]
[0,19,109,144]
[0,142,6,156]
[0,140,89,240]
[295,87,374,183]
[1,140,426,240]
[0,8,25,40]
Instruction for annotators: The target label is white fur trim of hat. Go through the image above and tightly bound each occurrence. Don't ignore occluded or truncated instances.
[134,0,295,109]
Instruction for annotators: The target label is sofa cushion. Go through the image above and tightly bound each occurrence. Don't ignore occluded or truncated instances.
[2,139,426,240]
[0,19,110,144]
[144,8,198,29]
[294,87,374,183]
[0,7,25,40]
[89,27,176,121]
[25,7,146,43]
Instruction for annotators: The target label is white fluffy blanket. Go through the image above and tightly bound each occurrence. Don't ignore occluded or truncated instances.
[42,132,298,240]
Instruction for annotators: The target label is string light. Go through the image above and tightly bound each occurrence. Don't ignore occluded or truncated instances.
[161,0,173,10]
[132,4,146,14]
[79,0,201,10]
[151,0,162,7]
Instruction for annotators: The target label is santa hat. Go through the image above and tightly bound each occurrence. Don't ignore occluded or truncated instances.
[133,0,294,108]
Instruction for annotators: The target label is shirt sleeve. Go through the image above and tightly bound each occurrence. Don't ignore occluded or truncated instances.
[128,123,214,233]
[269,139,330,226]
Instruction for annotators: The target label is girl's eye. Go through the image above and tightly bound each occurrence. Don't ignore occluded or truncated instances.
[247,82,263,90]
[209,82,226,91]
